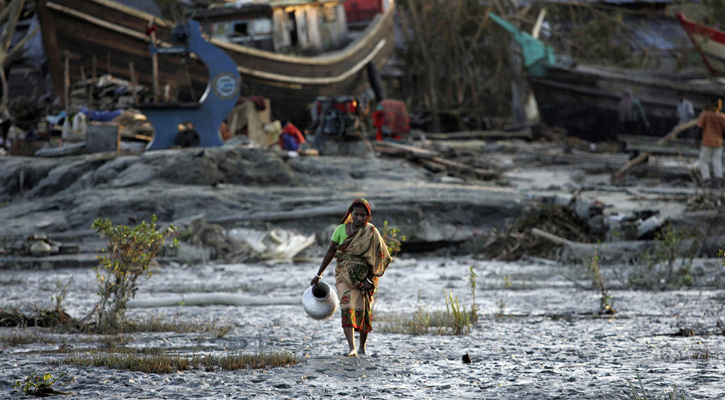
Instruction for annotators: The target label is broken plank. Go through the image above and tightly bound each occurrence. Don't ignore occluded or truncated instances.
[372,141,438,158]
[429,156,499,179]
[426,129,532,141]
[415,158,448,173]
[615,119,698,178]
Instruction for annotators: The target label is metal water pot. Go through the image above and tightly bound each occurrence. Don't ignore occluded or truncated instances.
[302,281,339,320]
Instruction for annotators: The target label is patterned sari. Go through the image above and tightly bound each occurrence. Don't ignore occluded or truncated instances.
[335,223,391,332]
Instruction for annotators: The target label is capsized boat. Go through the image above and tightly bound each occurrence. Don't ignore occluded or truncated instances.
[490,12,725,141]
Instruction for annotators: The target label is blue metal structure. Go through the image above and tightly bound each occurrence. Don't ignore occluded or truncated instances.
[141,20,241,150]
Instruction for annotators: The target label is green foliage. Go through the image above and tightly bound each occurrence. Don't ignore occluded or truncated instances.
[377,287,473,336]
[444,290,470,335]
[627,375,687,400]
[589,250,615,314]
[496,275,512,317]
[13,372,68,396]
[631,227,696,290]
[91,215,176,331]
[468,266,478,324]
[381,220,406,257]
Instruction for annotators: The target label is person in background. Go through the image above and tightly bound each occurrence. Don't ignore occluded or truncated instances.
[618,89,650,135]
[277,117,305,152]
[696,98,725,189]
[676,93,696,142]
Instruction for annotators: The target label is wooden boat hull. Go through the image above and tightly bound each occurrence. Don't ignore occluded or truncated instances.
[36,0,395,126]
[530,64,725,141]
[676,11,725,76]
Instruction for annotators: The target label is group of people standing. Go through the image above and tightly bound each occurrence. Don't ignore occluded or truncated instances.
[619,90,725,189]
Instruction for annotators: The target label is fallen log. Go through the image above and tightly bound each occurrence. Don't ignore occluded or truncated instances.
[615,119,698,178]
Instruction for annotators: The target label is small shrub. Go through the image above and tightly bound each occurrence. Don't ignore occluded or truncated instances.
[496,275,512,317]
[444,290,470,335]
[91,215,176,331]
[631,227,697,290]
[589,250,615,315]
[627,374,686,400]
[380,220,406,256]
[13,372,70,396]
[468,266,478,324]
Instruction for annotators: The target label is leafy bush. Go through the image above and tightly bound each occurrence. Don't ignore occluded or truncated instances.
[380,220,406,256]
[91,215,176,330]
[13,372,69,396]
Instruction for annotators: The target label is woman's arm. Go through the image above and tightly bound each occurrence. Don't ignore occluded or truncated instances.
[311,241,337,285]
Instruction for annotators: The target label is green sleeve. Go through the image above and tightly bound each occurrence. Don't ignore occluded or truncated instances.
[331,224,347,244]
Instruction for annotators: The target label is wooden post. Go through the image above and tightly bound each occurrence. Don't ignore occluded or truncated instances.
[64,51,70,113]
[129,62,138,105]
[148,20,159,102]
[92,54,97,81]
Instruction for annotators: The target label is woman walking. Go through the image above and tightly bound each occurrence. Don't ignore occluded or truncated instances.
[310,198,391,356]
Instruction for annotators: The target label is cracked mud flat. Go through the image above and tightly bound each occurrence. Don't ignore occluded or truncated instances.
[2,256,724,399]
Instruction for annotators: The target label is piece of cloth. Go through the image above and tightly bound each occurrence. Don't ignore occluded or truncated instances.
[338,198,371,225]
[677,99,695,124]
[277,122,305,150]
[697,110,725,148]
[372,100,409,141]
[332,198,391,333]
[699,145,723,181]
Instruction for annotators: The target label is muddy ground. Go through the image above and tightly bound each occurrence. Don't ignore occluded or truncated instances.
[1,257,724,399]
[1,137,725,399]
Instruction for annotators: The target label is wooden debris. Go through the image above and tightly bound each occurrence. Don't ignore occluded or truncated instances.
[482,203,590,261]
[615,119,698,178]
[372,141,500,180]
[426,129,532,141]
[619,134,699,157]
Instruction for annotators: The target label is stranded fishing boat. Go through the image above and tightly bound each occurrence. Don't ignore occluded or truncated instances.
[489,12,725,141]
[676,11,725,76]
[36,0,395,125]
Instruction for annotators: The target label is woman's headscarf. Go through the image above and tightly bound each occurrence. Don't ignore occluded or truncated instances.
[338,198,371,225]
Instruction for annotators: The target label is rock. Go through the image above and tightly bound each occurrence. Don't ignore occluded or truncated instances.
[29,240,52,256]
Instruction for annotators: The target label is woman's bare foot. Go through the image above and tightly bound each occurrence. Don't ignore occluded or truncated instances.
[359,347,367,356]
[347,349,358,357]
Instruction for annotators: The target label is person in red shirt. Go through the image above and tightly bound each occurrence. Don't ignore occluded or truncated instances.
[696,98,725,188]
[277,117,305,151]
